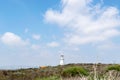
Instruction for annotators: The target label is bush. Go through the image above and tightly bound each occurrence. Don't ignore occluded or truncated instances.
[106,65,120,72]
[61,66,89,77]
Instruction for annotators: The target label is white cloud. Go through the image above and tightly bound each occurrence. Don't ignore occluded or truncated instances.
[31,44,41,50]
[45,0,120,45]
[32,34,41,40]
[97,42,120,50]
[0,32,28,47]
[47,42,60,48]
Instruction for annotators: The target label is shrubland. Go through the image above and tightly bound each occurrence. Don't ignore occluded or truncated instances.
[0,63,120,80]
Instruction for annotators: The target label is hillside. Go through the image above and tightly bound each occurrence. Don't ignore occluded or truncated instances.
[0,63,120,80]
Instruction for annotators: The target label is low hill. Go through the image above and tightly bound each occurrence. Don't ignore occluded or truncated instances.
[0,63,119,80]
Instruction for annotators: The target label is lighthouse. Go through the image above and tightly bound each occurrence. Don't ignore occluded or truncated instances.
[60,53,64,65]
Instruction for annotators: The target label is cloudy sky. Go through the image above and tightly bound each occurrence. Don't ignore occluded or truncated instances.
[0,0,120,69]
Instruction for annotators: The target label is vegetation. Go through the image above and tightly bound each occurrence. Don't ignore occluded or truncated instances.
[35,76,60,80]
[61,66,89,77]
[0,63,120,80]
[106,64,120,72]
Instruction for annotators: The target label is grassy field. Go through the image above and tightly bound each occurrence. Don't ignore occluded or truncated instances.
[0,63,120,80]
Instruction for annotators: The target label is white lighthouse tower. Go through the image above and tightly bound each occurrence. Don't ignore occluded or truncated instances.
[60,53,64,66]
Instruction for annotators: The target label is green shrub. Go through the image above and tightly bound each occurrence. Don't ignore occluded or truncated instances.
[106,65,120,72]
[61,66,89,77]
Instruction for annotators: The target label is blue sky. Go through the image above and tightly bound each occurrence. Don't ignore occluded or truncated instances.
[0,0,120,69]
